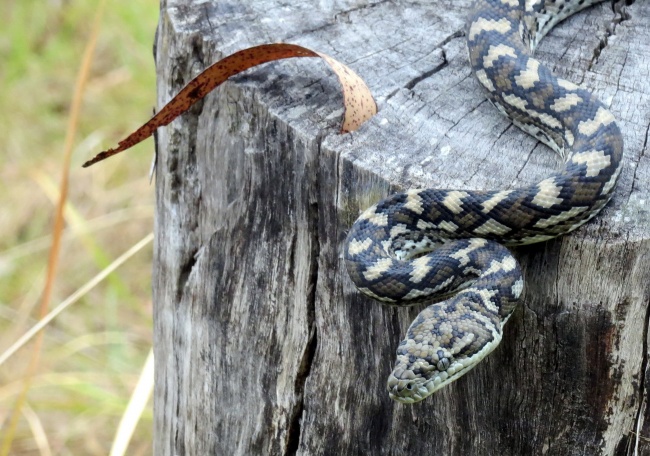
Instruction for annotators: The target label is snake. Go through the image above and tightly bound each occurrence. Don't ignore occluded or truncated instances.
[344,0,624,404]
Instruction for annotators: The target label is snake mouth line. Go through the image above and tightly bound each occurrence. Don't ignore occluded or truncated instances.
[388,364,479,404]
[387,352,485,404]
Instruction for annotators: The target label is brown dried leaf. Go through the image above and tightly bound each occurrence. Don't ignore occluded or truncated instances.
[83,43,376,168]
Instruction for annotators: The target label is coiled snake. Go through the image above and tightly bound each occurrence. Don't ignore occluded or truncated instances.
[344,0,624,403]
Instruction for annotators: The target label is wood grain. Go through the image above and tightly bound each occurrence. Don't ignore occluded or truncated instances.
[152,1,650,454]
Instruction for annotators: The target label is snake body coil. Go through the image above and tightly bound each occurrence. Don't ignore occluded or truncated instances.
[344,0,624,403]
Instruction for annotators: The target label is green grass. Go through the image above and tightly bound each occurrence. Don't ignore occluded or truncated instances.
[0,0,159,453]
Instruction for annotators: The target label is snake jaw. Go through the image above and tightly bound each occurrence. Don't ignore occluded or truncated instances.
[387,308,511,403]
[387,345,498,403]
[387,354,478,404]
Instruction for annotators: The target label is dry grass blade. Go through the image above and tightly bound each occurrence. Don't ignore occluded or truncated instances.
[109,349,154,456]
[0,205,154,262]
[0,1,107,452]
[21,404,51,456]
[82,43,377,167]
[0,233,154,367]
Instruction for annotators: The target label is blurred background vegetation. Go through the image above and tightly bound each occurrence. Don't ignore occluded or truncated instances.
[1,0,159,453]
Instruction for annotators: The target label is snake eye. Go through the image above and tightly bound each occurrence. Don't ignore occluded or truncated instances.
[437,358,450,371]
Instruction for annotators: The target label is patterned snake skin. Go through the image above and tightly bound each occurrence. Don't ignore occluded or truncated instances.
[344,0,624,403]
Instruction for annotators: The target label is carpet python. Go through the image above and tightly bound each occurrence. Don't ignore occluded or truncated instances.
[344,0,624,403]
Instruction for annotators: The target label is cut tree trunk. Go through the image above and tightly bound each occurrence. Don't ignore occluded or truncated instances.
[152,1,650,454]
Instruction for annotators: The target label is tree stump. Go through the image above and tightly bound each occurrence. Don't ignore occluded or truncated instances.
[152,0,650,454]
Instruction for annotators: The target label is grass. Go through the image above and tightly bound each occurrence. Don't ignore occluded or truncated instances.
[0,0,159,453]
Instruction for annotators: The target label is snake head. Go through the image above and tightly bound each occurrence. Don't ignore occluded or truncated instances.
[387,345,480,404]
[387,299,507,403]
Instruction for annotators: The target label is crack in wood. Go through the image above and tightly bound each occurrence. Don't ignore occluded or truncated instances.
[285,195,320,455]
[334,0,392,22]
[588,0,635,71]
[404,50,448,90]
[286,327,318,455]
[386,29,465,101]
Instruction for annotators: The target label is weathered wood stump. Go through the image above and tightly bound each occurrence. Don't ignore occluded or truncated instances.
[152,0,650,454]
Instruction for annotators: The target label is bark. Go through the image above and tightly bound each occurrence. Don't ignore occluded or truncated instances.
[152,0,650,454]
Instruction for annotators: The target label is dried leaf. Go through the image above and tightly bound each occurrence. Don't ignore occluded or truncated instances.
[83,43,376,168]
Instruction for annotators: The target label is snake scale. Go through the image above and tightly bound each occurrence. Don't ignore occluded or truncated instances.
[344,0,624,403]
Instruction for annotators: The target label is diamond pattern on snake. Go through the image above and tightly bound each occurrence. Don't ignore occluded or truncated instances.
[344,0,624,403]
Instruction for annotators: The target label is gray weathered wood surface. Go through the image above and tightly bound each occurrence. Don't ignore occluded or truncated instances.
[152,0,650,454]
